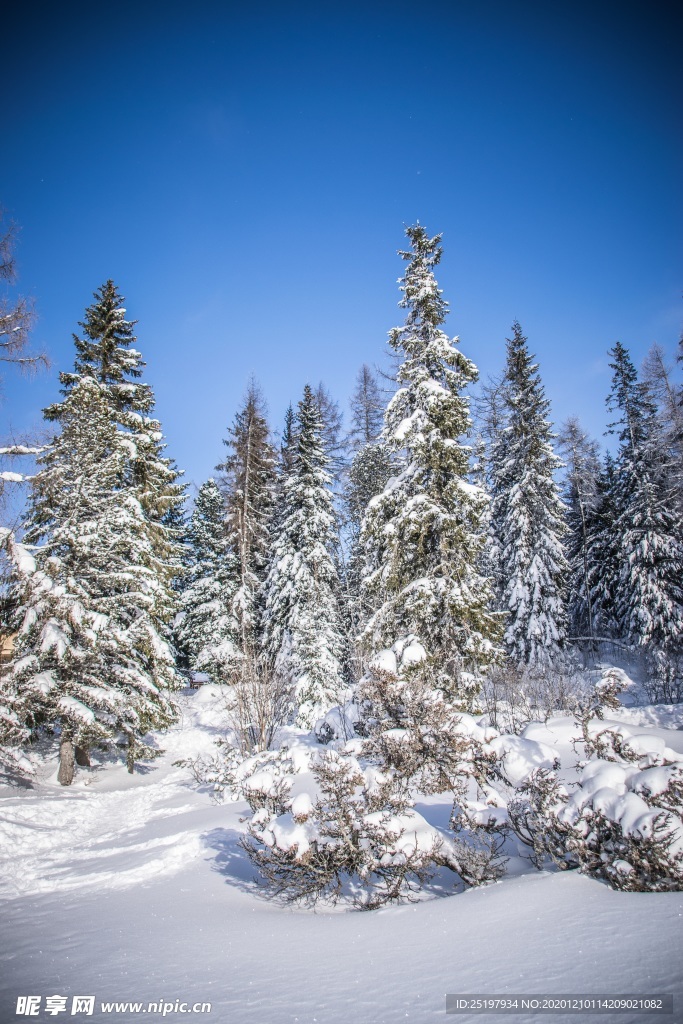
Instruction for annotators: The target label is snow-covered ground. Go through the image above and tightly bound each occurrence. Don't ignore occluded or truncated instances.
[1,687,682,1024]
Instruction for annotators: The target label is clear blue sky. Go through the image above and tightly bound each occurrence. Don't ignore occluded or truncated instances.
[2,0,681,493]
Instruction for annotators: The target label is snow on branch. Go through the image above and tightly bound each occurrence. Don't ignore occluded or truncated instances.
[0,445,46,455]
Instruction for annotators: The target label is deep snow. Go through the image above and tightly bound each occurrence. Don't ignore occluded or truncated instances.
[1,687,682,1024]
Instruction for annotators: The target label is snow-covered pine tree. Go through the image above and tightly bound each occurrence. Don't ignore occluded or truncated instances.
[347,364,386,452]
[343,444,394,569]
[490,322,568,668]
[279,404,296,468]
[175,479,242,683]
[642,343,683,521]
[2,376,178,783]
[0,530,33,775]
[217,380,276,658]
[342,365,394,624]
[607,342,683,699]
[558,417,601,644]
[582,451,621,641]
[261,385,345,728]
[272,405,296,526]
[45,280,186,607]
[359,224,500,702]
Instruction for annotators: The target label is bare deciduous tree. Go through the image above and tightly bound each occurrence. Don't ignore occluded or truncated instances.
[0,212,45,375]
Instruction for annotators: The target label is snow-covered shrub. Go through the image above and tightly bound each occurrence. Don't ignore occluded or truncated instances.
[508,668,683,891]
[240,744,461,908]
[313,702,360,745]
[449,802,509,886]
[213,637,516,906]
[225,655,294,756]
[354,639,543,887]
[482,660,586,733]
[642,650,683,706]
[357,638,499,796]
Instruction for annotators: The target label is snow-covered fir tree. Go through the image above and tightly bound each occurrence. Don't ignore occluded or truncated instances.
[1,283,185,782]
[558,417,601,643]
[490,322,568,668]
[261,385,345,728]
[347,364,386,451]
[272,404,296,530]
[606,342,683,698]
[45,280,186,597]
[642,343,683,511]
[217,380,276,658]
[1,376,178,784]
[341,366,394,627]
[582,451,621,640]
[343,443,394,566]
[471,375,510,600]
[359,224,500,703]
[175,478,242,683]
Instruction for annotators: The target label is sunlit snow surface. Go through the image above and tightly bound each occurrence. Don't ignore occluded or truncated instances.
[1,687,682,1024]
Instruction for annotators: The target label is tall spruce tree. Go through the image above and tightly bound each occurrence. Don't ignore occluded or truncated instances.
[217,380,276,658]
[558,417,601,643]
[490,322,568,668]
[175,479,242,683]
[347,364,386,452]
[46,281,186,599]
[2,283,184,782]
[583,451,621,640]
[261,385,345,728]
[642,343,683,519]
[342,366,394,623]
[359,225,500,702]
[606,342,683,694]
[2,376,178,783]
[269,404,297,544]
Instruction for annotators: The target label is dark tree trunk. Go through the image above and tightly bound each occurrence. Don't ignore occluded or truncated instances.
[75,745,91,767]
[126,733,135,774]
[57,727,75,786]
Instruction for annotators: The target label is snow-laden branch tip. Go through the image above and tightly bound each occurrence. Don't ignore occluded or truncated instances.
[0,445,46,455]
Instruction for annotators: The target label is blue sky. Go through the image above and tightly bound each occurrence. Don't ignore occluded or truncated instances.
[2,0,681,493]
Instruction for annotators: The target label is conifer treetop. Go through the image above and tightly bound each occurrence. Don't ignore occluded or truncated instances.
[348,364,385,450]
[490,321,568,667]
[360,224,500,697]
[606,341,656,456]
[50,280,154,419]
[261,383,344,728]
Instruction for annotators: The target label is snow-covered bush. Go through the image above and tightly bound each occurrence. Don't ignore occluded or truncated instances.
[642,650,683,706]
[225,655,294,756]
[239,743,461,908]
[482,660,587,733]
[357,637,499,796]
[508,668,683,891]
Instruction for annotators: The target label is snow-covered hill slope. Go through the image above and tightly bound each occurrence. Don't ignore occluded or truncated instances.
[1,688,681,1024]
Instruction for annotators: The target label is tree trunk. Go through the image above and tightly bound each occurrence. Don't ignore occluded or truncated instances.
[126,733,135,774]
[57,727,75,786]
[75,745,91,767]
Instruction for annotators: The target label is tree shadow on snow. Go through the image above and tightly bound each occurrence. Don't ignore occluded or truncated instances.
[202,827,263,897]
